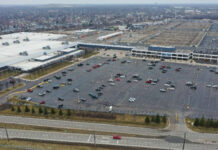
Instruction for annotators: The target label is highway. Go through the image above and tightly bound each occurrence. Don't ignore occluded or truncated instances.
[0,128,217,150]
[0,115,218,149]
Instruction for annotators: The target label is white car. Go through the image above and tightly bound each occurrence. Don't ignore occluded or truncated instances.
[206,84,212,87]
[129,97,136,102]
[164,84,171,87]
[26,97,32,101]
[108,79,114,82]
[160,88,167,92]
[167,87,175,91]
[212,85,218,89]
[109,83,115,86]
[120,75,126,78]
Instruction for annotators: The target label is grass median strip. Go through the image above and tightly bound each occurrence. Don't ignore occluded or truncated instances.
[83,51,99,59]
[1,103,168,129]
[0,122,162,139]
[0,70,21,81]
[0,139,163,150]
[186,118,218,134]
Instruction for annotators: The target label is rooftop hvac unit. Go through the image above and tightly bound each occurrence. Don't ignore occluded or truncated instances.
[43,45,51,50]
[61,41,69,45]
[2,42,9,46]
[13,40,20,44]
[19,51,28,56]
[23,37,30,42]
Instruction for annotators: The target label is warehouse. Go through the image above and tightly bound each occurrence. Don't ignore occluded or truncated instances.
[0,32,70,68]
[97,32,123,41]
[10,50,85,72]
[132,48,190,60]
[148,45,176,52]
[73,29,98,38]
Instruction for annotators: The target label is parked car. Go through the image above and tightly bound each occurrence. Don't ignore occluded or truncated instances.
[58,97,64,101]
[26,97,32,101]
[58,104,63,108]
[27,89,33,92]
[86,69,92,72]
[77,63,83,67]
[40,101,45,104]
[53,85,59,89]
[73,88,80,92]
[160,88,167,92]
[129,97,136,102]
[88,92,98,99]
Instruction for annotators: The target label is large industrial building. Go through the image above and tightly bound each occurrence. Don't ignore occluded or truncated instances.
[0,31,218,73]
[0,32,84,72]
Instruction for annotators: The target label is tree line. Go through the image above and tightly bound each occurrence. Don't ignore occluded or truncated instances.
[144,114,167,124]
[194,116,218,128]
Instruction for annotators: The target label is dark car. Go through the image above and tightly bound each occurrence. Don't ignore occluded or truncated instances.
[58,104,63,108]
[46,90,51,93]
[67,78,72,82]
[127,80,132,83]
[53,85,59,89]
[97,92,103,96]
[190,86,197,90]
[58,97,64,101]
[77,63,83,67]
[54,75,61,80]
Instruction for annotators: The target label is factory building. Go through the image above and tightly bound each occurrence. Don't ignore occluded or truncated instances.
[131,48,190,60]
[74,29,98,38]
[148,45,176,52]
[97,32,123,41]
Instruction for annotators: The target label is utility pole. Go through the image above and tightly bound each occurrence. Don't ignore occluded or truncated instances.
[182,132,186,150]
[5,125,9,142]
[93,132,96,146]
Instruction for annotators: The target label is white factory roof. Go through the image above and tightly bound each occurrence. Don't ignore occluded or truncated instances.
[74,29,96,34]
[97,32,123,41]
[11,50,84,71]
[59,48,77,53]
[34,52,59,61]
[0,32,70,68]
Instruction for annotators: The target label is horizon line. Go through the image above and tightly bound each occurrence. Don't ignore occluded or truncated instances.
[1,3,218,6]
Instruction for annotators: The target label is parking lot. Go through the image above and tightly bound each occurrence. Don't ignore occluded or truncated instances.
[21,56,218,118]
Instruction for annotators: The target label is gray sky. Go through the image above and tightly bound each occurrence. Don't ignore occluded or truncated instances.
[0,0,218,5]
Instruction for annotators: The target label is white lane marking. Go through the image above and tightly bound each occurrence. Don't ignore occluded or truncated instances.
[100,140,110,143]
[102,136,110,140]
[87,134,92,142]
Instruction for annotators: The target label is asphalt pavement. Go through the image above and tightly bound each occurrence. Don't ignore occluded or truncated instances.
[0,128,218,150]
[0,115,218,150]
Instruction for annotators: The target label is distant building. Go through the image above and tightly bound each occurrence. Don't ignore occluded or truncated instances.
[148,45,176,52]
[74,29,98,38]
[97,32,123,41]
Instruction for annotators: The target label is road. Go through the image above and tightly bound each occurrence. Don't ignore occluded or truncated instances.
[0,115,218,149]
[0,128,217,150]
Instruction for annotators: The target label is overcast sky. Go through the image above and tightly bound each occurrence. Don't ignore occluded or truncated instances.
[0,0,218,5]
